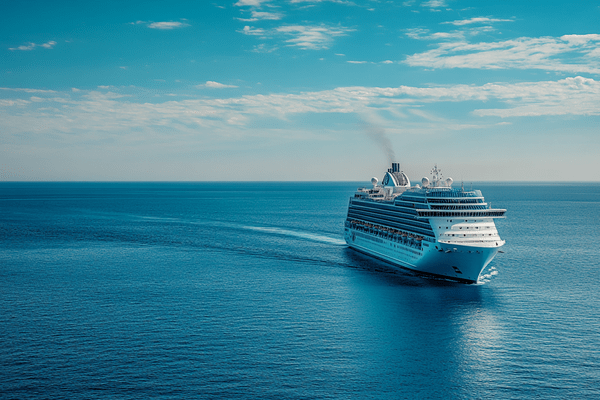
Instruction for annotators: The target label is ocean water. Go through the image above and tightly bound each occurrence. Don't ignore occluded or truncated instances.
[1,182,599,399]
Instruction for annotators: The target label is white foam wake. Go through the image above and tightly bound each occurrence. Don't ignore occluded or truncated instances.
[243,226,346,246]
[477,266,499,284]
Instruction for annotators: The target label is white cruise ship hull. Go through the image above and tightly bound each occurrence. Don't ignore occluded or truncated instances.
[344,227,502,283]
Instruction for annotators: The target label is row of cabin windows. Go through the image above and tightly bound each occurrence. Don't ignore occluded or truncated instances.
[438,226,494,230]
[419,211,504,217]
[348,207,431,230]
[347,216,434,237]
[444,233,495,237]
[427,198,483,204]
[347,214,434,237]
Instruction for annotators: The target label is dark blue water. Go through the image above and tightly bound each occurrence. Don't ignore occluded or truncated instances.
[1,182,599,399]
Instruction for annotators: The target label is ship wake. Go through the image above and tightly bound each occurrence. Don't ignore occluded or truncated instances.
[477,266,499,284]
[243,225,346,246]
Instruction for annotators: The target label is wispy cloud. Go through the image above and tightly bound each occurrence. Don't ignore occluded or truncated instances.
[39,41,57,49]
[405,34,600,74]
[239,24,353,50]
[0,99,30,106]
[421,0,448,10]
[3,77,599,142]
[275,25,354,50]
[405,28,466,41]
[470,76,600,117]
[9,41,57,51]
[251,43,279,53]
[290,0,355,4]
[148,21,190,30]
[239,26,267,36]
[235,0,272,6]
[198,81,239,88]
[1,87,57,93]
[442,17,514,26]
[237,11,284,21]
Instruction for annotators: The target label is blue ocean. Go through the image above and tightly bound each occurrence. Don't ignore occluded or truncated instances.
[1,182,599,399]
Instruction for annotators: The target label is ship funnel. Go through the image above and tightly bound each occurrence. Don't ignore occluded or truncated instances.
[391,162,400,172]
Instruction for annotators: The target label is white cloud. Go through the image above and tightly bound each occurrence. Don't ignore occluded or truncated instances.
[235,0,271,6]
[237,11,284,21]
[10,43,36,51]
[3,77,599,140]
[240,26,266,36]
[406,28,465,40]
[0,99,31,106]
[199,81,239,88]
[1,87,57,93]
[421,0,447,9]
[561,34,600,44]
[39,41,57,49]
[443,17,513,26]
[405,34,600,74]
[9,40,57,51]
[471,76,600,117]
[290,0,354,3]
[147,21,190,30]
[252,43,278,53]
[275,25,354,50]
[405,26,496,41]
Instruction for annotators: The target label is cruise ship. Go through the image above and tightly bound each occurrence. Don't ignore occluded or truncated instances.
[344,163,506,283]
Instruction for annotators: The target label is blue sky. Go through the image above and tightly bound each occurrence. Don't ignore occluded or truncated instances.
[2,0,599,181]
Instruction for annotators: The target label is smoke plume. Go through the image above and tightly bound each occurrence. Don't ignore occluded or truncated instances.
[364,124,396,164]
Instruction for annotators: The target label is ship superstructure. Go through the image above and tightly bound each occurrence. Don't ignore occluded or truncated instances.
[344,163,506,283]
